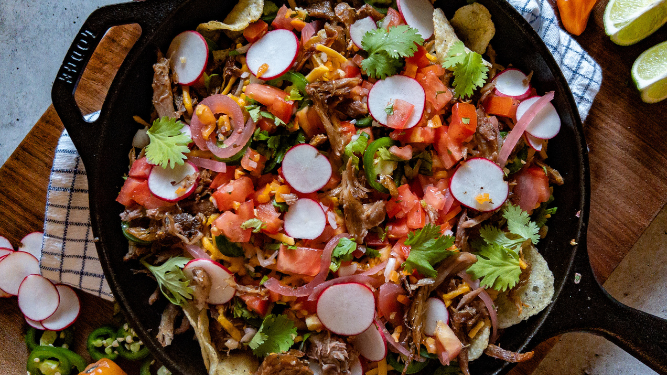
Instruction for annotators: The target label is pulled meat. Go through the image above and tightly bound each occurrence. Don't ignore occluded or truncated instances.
[157,303,179,347]
[223,56,243,84]
[165,212,205,245]
[334,2,356,32]
[472,111,501,161]
[152,53,177,119]
[190,267,212,310]
[338,159,385,243]
[307,90,345,159]
[257,350,313,375]
[357,4,385,21]
[307,333,351,375]
[484,344,534,362]
[336,99,368,118]
[455,209,495,252]
[304,1,336,22]
[307,78,362,102]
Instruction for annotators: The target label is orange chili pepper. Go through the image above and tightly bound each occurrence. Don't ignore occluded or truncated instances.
[557,0,598,36]
[79,358,127,375]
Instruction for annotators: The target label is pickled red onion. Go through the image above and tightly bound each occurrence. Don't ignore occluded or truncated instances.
[185,244,210,260]
[357,260,388,276]
[375,318,413,358]
[458,271,498,344]
[188,156,226,172]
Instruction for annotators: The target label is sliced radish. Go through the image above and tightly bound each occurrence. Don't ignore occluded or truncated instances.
[282,144,332,194]
[449,158,508,212]
[246,29,299,80]
[19,232,43,261]
[0,247,13,259]
[352,323,387,361]
[493,68,531,100]
[25,317,46,330]
[0,235,13,249]
[397,0,435,39]
[424,297,449,336]
[42,285,81,331]
[0,251,40,295]
[147,161,198,202]
[517,96,561,140]
[284,198,327,240]
[368,75,425,129]
[350,357,364,375]
[316,282,376,336]
[167,31,209,85]
[350,17,377,49]
[524,133,544,152]
[18,275,60,321]
[183,259,236,305]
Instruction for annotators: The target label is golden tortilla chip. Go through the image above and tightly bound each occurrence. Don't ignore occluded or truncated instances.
[433,8,491,68]
[468,320,490,361]
[495,246,555,329]
[450,3,496,55]
[197,0,264,33]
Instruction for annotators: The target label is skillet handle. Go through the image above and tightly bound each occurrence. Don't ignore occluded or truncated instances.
[51,0,181,162]
[530,238,667,374]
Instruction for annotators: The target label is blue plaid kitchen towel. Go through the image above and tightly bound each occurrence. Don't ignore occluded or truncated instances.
[39,1,602,300]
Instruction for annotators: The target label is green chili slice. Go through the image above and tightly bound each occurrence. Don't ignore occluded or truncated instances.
[140,358,155,375]
[363,137,396,194]
[27,346,86,375]
[87,326,119,361]
[117,325,150,361]
[355,116,373,128]
[26,327,75,352]
[214,139,249,164]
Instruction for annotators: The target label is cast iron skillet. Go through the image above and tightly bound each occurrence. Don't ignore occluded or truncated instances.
[51,0,667,373]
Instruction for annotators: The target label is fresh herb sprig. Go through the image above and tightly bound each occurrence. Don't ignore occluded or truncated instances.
[140,256,193,306]
[403,224,455,277]
[442,41,489,99]
[145,117,192,169]
[361,25,424,79]
[249,314,297,356]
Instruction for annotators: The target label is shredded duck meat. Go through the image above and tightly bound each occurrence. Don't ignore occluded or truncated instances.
[339,158,386,242]
[152,52,177,119]
[484,344,535,362]
[257,350,313,375]
[190,267,211,310]
[307,333,352,375]
[157,303,180,347]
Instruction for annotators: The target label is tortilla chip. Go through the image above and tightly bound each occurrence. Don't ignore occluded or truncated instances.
[216,352,259,375]
[433,8,491,68]
[468,320,490,361]
[197,0,264,33]
[495,246,555,329]
[450,3,495,55]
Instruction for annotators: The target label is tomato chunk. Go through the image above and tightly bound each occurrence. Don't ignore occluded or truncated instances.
[117,177,142,206]
[407,204,426,229]
[448,103,477,142]
[276,245,323,276]
[213,210,251,243]
[424,185,446,210]
[386,217,409,239]
[390,126,435,144]
[383,8,405,29]
[386,184,420,218]
[256,203,283,234]
[512,167,551,212]
[241,148,267,177]
[387,99,415,129]
[212,176,254,211]
[416,70,452,112]
[435,126,465,169]
[210,169,235,190]
[405,44,431,68]
[245,84,295,124]
[271,5,295,30]
[244,20,269,43]
[128,157,153,179]
[239,294,270,316]
[131,180,174,209]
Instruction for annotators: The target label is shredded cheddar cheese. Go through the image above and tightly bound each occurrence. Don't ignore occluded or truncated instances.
[306,66,329,82]
[475,193,491,204]
[216,307,243,341]
[468,320,486,338]
[221,76,237,95]
[377,358,388,375]
[133,115,151,127]
[182,86,193,116]
[315,44,348,64]
[265,232,295,245]
[442,283,471,303]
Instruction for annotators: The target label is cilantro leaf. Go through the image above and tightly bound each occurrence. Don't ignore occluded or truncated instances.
[260,111,286,127]
[361,25,424,79]
[403,224,455,277]
[467,242,521,291]
[285,87,303,101]
[504,203,540,245]
[245,104,262,122]
[479,225,524,255]
[385,103,394,115]
[366,248,381,258]
[442,41,489,99]
[232,298,263,327]
[249,314,297,356]
[145,117,192,169]
[241,218,265,233]
[344,131,370,168]
[272,199,289,213]
[533,196,557,228]
[330,237,358,271]
[140,256,193,306]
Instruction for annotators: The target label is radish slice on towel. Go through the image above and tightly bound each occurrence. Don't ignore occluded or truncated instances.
[19,232,43,261]
[368,75,425,129]
[42,285,81,331]
[350,17,377,48]
[352,323,387,361]
[284,198,327,240]
[397,0,435,39]
[0,251,40,295]
[25,316,46,330]
[18,275,60,321]
[517,96,561,140]
[0,236,13,250]
[316,282,376,336]
[246,29,299,80]
[450,158,508,212]
[184,259,236,305]
[148,161,198,202]
[424,297,450,336]
[493,68,531,100]
[0,247,13,260]
[167,31,209,85]
[282,144,332,194]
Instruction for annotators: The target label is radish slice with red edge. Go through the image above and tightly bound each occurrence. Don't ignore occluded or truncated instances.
[368,75,425,129]
[449,158,508,212]
[517,96,561,140]
[493,68,531,100]
[167,31,209,85]
[352,323,387,361]
[0,236,12,250]
[317,282,376,336]
[0,251,40,295]
[524,133,544,151]
[282,144,332,194]
[350,17,377,49]
[25,316,46,330]
[183,259,236,305]
[424,297,450,336]
[42,285,81,331]
[350,357,364,375]
[397,0,435,39]
[284,198,327,239]
[246,29,299,80]
[148,161,198,202]
[0,247,13,259]
[18,275,60,321]
[20,232,43,260]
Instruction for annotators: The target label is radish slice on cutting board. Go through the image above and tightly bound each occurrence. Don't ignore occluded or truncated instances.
[282,144,332,194]
[316,282,376,336]
[167,31,209,86]
[148,161,198,202]
[18,275,60,321]
[0,251,40,295]
[368,75,425,129]
[424,297,449,336]
[284,198,327,240]
[493,68,531,100]
[42,285,81,331]
[0,236,12,250]
[397,0,435,39]
[246,29,299,80]
[184,259,236,305]
[352,323,387,361]
[350,17,377,49]
[524,133,544,151]
[450,158,508,212]
[517,96,561,140]
[20,232,43,260]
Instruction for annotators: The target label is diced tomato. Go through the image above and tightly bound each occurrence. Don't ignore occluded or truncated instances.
[128,157,153,179]
[390,126,436,144]
[296,296,318,313]
[417,70,452,112]
[352,54,365,68]
[484,95,520,119]
[117,177,142,206]
[405,44,431,68]
[408,177,424,199]
[237,200,255,221]
[243,20,268,43]
[387,99,415,129]
[241,148,267,177]
[256,203,283,234]
[389,145,412,161]
[392,238,411,259]
[435,126,465,169]
[245,84,295,124]
[239,294,270,316]
[276,245,323,276]
[339,121,357,144]
[212,176,254,211]
[210,169,235,190]
[386,217,409,239]
[341,60,361,79]
[257,117,278,134]
[512,167,551,212]
[131,180,174,209]
[407,204,426,229]
[384,8,405,29]
[213,211,251,243]
[424,185,446,210]
[402,62,418,78]
[271,5,295,30]
[377,282,408,326]
[386,184,420,218]
[448,103,478,142]
[418,64,446,77]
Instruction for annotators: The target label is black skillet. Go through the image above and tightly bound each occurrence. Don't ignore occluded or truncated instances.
[51,0,667,373]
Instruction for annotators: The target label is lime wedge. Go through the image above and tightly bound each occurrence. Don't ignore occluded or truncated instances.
[604,0,667,45]
[632,40,667,103]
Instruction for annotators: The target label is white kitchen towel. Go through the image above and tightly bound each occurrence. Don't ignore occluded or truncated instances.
[39,1,603,300]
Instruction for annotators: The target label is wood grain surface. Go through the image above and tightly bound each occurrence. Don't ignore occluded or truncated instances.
[1,4,666,373]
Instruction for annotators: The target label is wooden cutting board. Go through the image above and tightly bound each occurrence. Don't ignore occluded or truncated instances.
[1,4,666,373]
